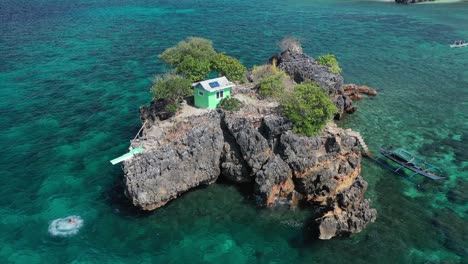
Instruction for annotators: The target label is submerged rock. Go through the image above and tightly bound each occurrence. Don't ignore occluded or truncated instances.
[432,208,468,257]
[344,84,378,100]
[123,99,376,239]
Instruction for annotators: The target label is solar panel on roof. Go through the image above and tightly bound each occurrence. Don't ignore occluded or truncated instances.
[209,81,220,88]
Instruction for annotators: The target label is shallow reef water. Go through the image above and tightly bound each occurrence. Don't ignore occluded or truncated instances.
[0,0,467,263]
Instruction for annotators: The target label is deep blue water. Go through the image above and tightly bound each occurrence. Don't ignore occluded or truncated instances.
[1,0,467,263]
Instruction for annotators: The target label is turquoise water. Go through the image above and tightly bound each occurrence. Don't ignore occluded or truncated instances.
[1,0,467,262]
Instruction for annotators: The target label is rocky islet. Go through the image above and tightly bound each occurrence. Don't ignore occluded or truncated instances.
[122,48,377,239]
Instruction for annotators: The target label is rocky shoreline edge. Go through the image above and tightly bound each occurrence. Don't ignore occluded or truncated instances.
[121,47,377,240]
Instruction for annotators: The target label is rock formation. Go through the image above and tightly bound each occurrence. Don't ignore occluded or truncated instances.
[270,49,357,118]
[123,47,378,239]
[124,111,224,210]
[123,98,376,239]
[139,99,175,126]
[344,84,378,100]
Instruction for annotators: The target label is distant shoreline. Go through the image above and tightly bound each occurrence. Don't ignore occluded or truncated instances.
[376,0,465,3]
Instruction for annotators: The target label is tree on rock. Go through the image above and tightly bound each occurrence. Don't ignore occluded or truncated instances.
[159,37,248,83]
[175,55,211,82]
[283,81,338,136]
[150,74,192,113]
[159,37,217,66]
[211,53,247,82]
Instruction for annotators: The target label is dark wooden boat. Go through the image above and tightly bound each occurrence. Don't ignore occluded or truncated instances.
[373,147,445,180]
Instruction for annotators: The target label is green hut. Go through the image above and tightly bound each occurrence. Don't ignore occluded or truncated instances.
[192,76,235,109]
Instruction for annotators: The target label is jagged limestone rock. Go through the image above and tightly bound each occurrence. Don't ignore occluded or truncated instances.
[123,107,376,239]
[255,155,293,207]
[223,114,272,175]
[123,113,224,210]
[270,49,356,118]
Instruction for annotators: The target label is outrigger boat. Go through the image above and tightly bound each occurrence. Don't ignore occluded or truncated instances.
[450,40,468,48]
[372,146,445,181]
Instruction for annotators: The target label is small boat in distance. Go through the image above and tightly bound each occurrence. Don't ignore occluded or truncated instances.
[450,40,468,48]
[373,146,446,181]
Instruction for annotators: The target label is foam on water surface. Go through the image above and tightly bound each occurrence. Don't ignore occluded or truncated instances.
[48,216,83,237]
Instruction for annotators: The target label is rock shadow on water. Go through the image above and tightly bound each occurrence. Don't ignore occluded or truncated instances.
[107,169,254,219]
[106,173,244,219]
[288,205,355,248]
[105,177,155,218]
[288,211,322,248]
[215,178,255,203]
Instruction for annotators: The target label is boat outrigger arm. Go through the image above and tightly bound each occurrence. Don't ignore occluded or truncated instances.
[373,147,446,181]
[110,147,145,165]
[450,40,468,48]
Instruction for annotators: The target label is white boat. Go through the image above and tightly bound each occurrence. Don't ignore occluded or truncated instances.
[450,40,468,48]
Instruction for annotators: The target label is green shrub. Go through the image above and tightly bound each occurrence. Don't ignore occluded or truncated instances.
[159,37,247,84]
[165,102,180,114]
[251,64,276,81]
[317,54,342,75]
[150,74,192,104]
[258,74,285,98]
[175,55,211,82]
[283,81,337,136]
[159,37,217,66]
[218,97,243,111]
[211,53,247,82]
[251,65,288,99]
